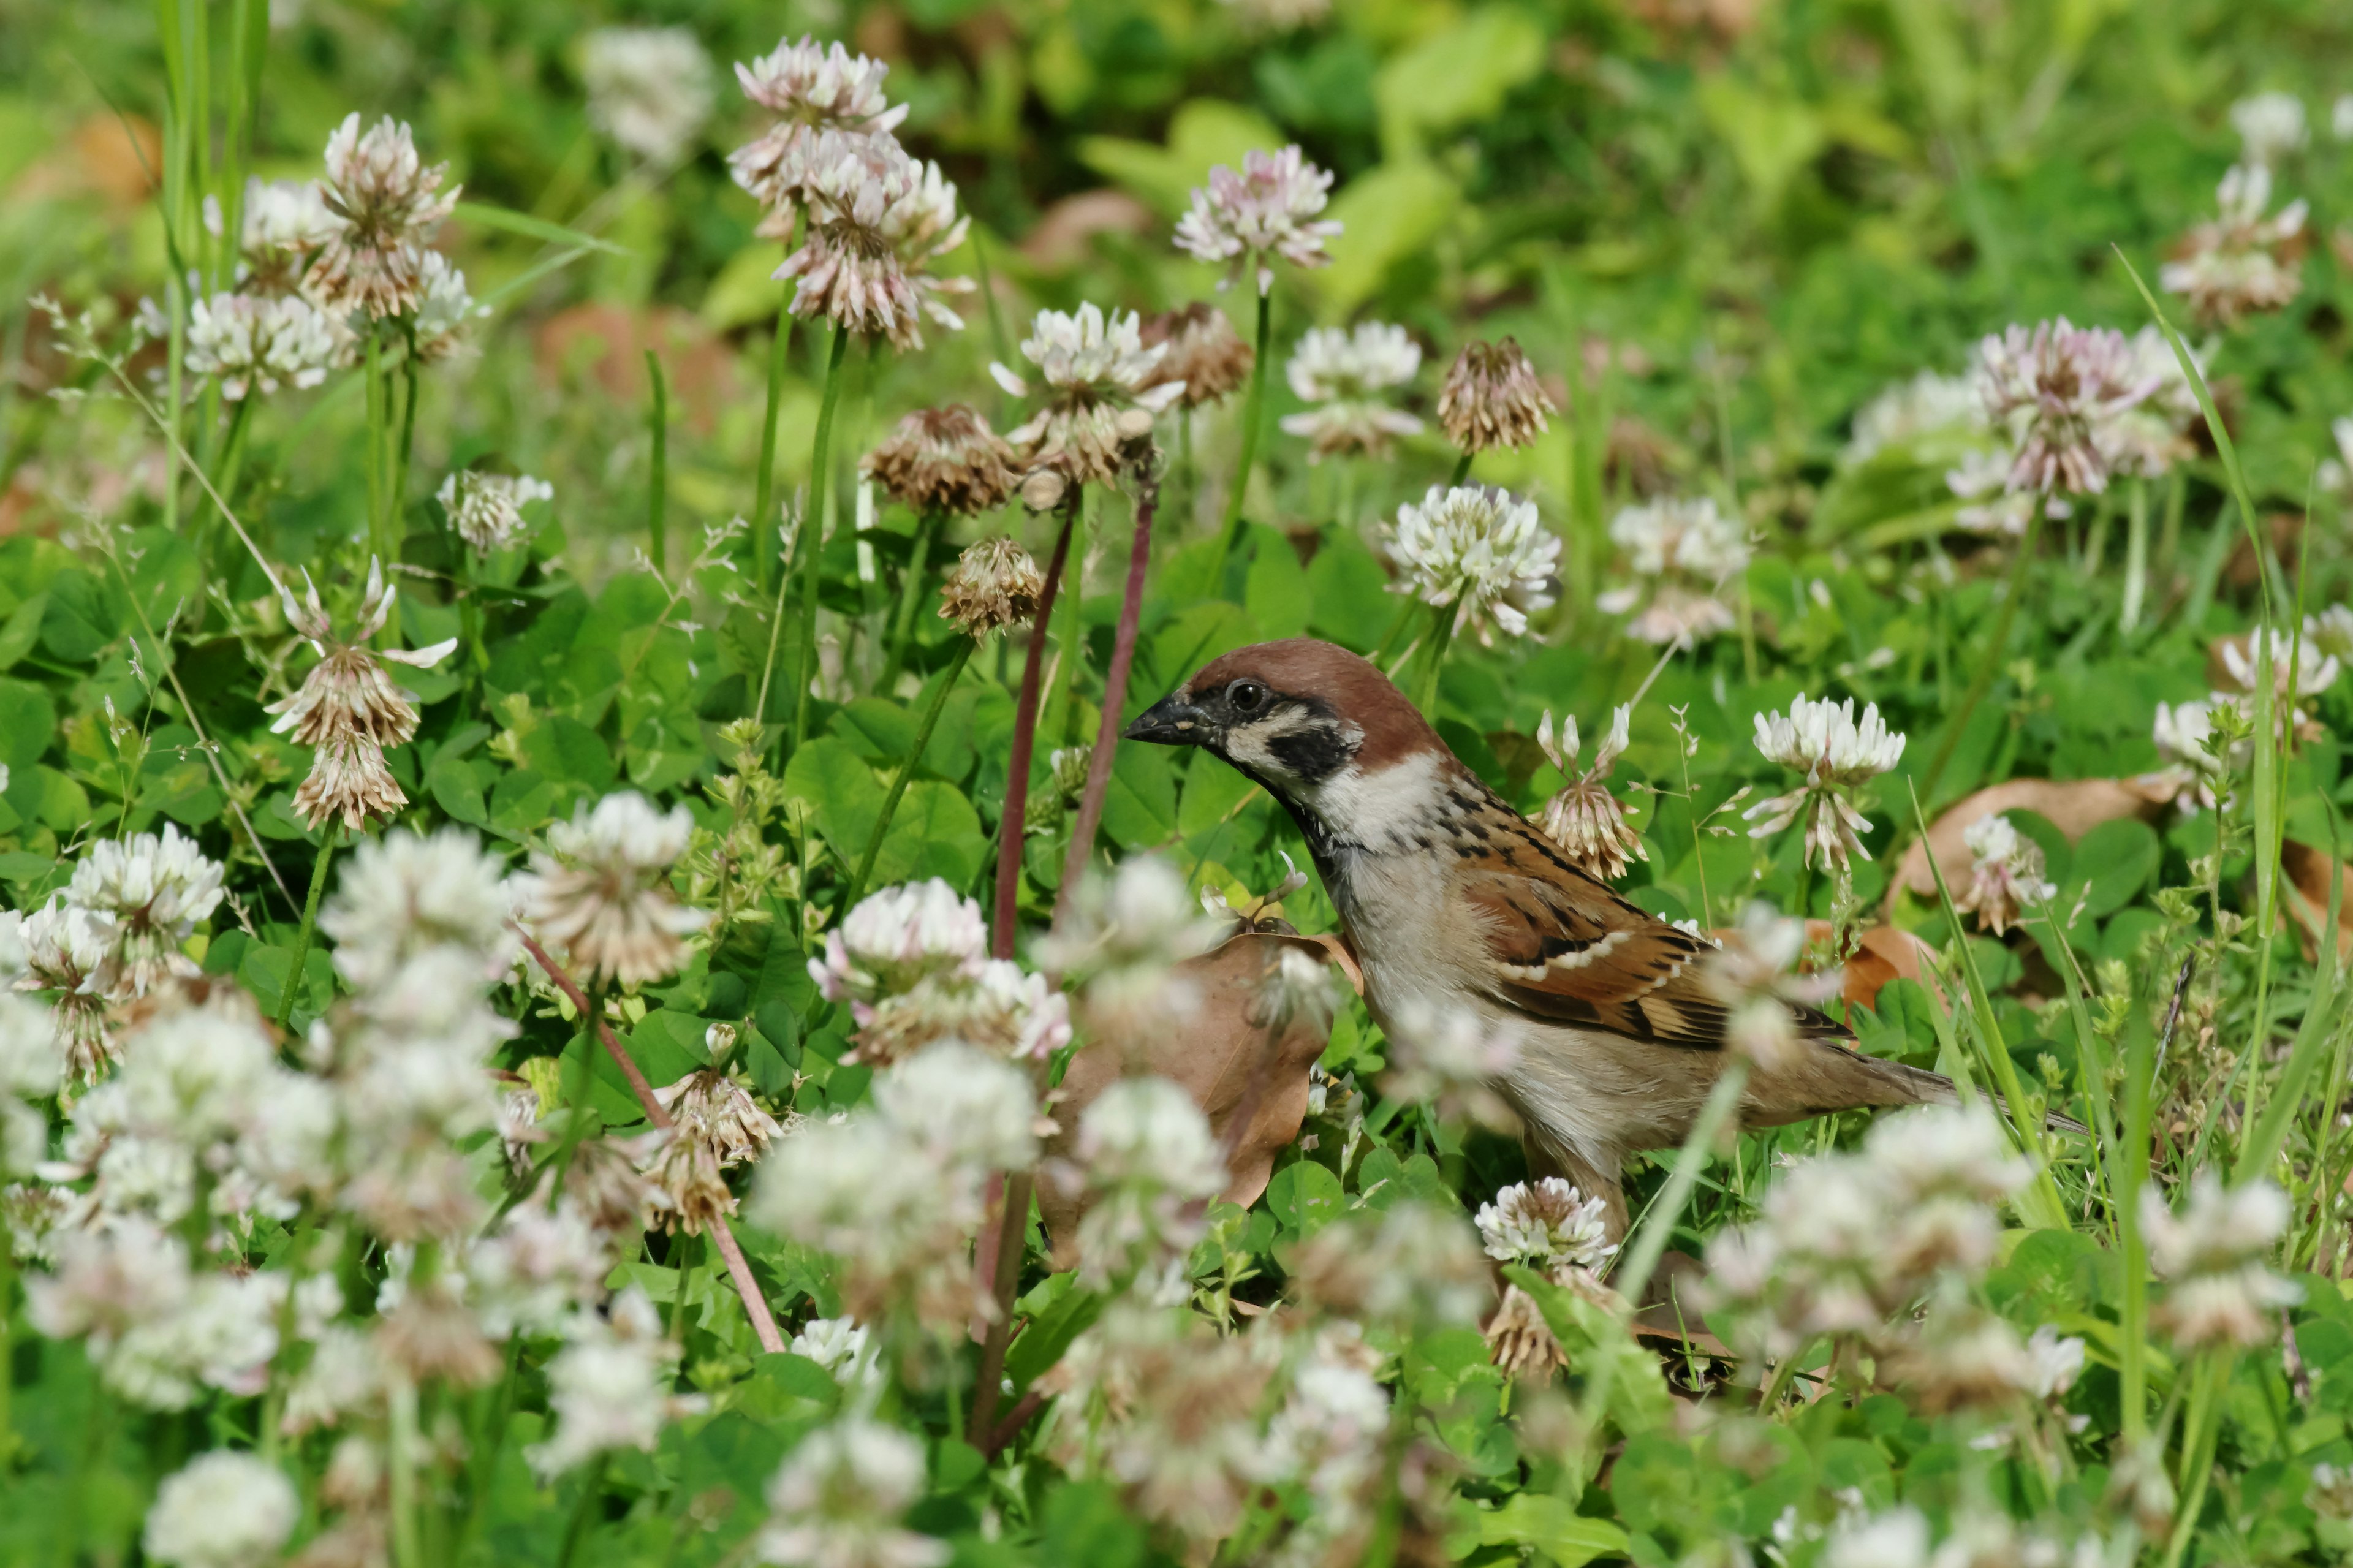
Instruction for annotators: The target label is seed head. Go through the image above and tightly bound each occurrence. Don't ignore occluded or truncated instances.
[937,537,1045,637]
[1534,706,1645,881]
[1139,303,1254,409]
[862,404,1018,517]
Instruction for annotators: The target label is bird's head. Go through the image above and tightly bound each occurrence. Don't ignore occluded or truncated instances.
[1124,638,1444,822]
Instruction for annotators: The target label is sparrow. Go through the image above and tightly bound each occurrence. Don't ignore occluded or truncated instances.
[1125,636,1963,1240]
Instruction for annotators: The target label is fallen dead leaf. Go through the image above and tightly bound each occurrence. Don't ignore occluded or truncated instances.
[532,303,738,435]
[1893,776,2175,912]
[1039,923,1353,1268]
[10,113,161,213]
[2282,839,2353,966]
[1802,920,1944,1010]
[1019,189,1156,272]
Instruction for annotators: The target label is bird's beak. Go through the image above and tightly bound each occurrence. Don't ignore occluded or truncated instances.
[1124,693,1208,746]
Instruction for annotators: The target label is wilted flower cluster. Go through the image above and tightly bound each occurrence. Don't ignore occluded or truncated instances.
[938,536,1045,637]
[1279,323,1423,461]
[1438,338,1556,455]
[2142,1173,2300,1351]
[1140,302,1254,409]
[307,113,463,320]
[1535,705,1645,881]
[436,469,554,554]
[1953,814,2056,936]
[1975,319,2159,498]
[811,879,1070,1066]
[993,303,1182,487]
[1382,484,1560,643]
[726,37,907,237]
[1172,143,1341,294]
[1597,496,1751,643]
[268,559,458,833]
[518,790,709,989]
[581,26,715,166]
[1745,695,1907,873]
[2162,164,2309,328]
[751,1041,1038,1324]
[863,404,1019,517]
[646,1063,784,1234]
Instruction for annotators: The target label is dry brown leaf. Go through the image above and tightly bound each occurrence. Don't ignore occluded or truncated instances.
[1628,1249,1731,1360]
[1019,189,1156,271]
[10,113,161,212]
[532,303,738,435]
[1892,776,2174,912]
[1039,926,1347,1267]
[1800,920,1943,1010]
[2282,839,2353,965]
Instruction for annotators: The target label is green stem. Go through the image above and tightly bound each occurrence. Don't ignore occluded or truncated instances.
[751,283,794,599]
[390,350,419,551]
[390,1373,423,1568]
[364,332,386,564]
[2162,1353,2232,1568]
[1447,449,1474,488]
[1415,604,1457,719]
[667,1234,701,1345]
[790,326,854,756]
[843,640,974,912]
[645,349,669,572]
[879,509,942,694]
[556,1451,611,1568]
[2121,478,2150,634]
[1217,287,1275,566]
[1916,506,2042,810]
[273,824,339,1029]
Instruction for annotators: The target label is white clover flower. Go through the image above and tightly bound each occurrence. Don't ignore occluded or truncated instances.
[756,1417,945,1568]
[464,1200,608,1340]
[583,26,715,166]
[142,1450,298,1568]
[1843,370,1988,466]
[2023,1324,2086,1399]
[1596,495,1750,643]
[186,292,342,400]
[0,994,62,1172]
[15,898,121,1081]
[409,249,487,363]
[1535,705,1645,881]
[2220,623,2340,704]
[812,879,988,1006]
[727,37,907,238]
[1288,1199,1494,1328]
[1037,855,1222,994]
[238,176,336,294]
[65,821,224,1002]
[1475,1178,1615,1278]
[1070,1077,1227,1285]
[2307,602,2353,662]
[2231,91,2308,165]
[320,825,518,990]
[1382,484,1559,644]
[1976,319,2159,497]
[790,1316,885,1401]
[1172,143,1340,294]
[870,1042,1039,1175]
[2142,1172,2300,1351]
[991,303,1181,487]
[1743,695,1906,871]
[436,470,553,554]
[1278,323,1423,461]
[1953,813,2056,936]
[2153,697,2227,812]
[528,1288,697,1477]
[2161,164,2309,328]
[520,790,708,988]
[305,113,460,319]
[1826,1508,1932,1568]
[776,132,971,349]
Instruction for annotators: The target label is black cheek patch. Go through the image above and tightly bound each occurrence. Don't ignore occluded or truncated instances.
[1265,724,1356,783]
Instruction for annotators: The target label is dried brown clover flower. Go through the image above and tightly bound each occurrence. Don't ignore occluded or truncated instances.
[1439,338,1557,454]
[1139,303,1254,409]
[862,404,1019,517]
[938,537,1044,638]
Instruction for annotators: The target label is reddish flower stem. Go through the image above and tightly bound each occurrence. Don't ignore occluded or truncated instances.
[1055,487,1156,923]
[990,498,1078,960]
[514,926,786,1355]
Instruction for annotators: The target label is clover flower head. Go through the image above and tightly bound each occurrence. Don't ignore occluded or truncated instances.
[1744,695,1906,872]
[1439,338,1556,454]
[1597,496,1749,644]
[727,36,907,236]
[238,177,336,294]
[409,251,488,363]
[1842,370,1987,465]
[2161,163,2309,328]
[436,470,553,554]
[142,1450,298,1568]
[1172,144,1341,294]
[757,1417,945,1568]
[521,791,708,988]
[1475,1178,1615,1278]
[2231,91,2308,165]
[65,822,224,1001]
[812,879,988,1007]
[2142,1173,2301,1351]
[937,536,1044,637]
[1953,813,2055,936]
[1139,302,1254,408]
[775,132,971,348]
[863,404,1018,517]
[1382,485,1559,644]
[1699,903,1842,1070]
[1279,323,1423,461]
[1976,318,2159,497]
[186,293,342,401]
[1535,705,1645,881]
[305,113,460,319]
[527,1289,697,1477]
[582,26,715,167]
[991,304,1180,485]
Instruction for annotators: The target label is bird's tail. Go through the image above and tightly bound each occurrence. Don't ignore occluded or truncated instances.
[1756,1042,2089,1136]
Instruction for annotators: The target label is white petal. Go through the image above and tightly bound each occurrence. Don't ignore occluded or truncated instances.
[382,637,460,669]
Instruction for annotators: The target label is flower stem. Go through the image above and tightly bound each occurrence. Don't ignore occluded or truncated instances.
[968,1168,1034,1447]
[1216,287,1274,569]
[1415,605,1457,719]
[1057,487,1158,920]
[645,348,669,573]
[879,508,942,694]
[513,926,786,1354]
[789,325,855,759]
[843,638,975,913]
[390,1373,423,1568]
[751,282,794,599]
[1916,508,2042,811]
[273,823,339,1030]
[1448,449,1474,488]
[390,348,420,542]
[2162,1352,2232,1568]
[365,331,387,564]
[555,1450,610,1568]
[990,499,1078,960]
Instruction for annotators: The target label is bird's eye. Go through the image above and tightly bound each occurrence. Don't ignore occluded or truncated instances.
[1227,680,1267,713]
